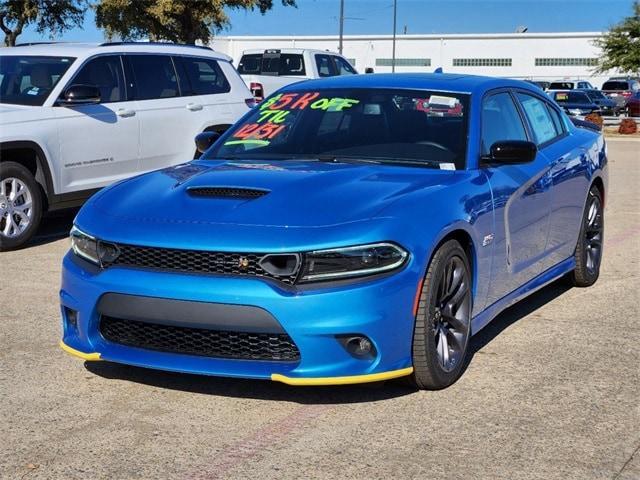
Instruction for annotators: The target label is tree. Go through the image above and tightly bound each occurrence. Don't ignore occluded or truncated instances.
[95,0,296,46]
[594,0,640,74]
[0,0,86,46]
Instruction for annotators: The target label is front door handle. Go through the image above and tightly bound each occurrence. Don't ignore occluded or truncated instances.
[116,109,136,118]
[186,103,203,112]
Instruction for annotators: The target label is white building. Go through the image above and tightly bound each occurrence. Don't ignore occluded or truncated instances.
[211,32,615,88]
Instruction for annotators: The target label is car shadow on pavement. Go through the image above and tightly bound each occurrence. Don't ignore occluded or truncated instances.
[26,208,79,248]
[85,278,572,404]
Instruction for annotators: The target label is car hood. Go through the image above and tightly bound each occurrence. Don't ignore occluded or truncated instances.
[80,159,457,250]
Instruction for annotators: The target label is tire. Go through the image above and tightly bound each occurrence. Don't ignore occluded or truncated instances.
[0,161,43,251]
[571,185,604,287]
[411,239,472,390]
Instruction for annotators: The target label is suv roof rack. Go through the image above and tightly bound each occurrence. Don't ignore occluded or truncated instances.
[15,41,68,47]
[99,41,212,51]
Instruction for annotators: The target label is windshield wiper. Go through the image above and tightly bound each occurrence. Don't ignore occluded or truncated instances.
[312,155,441,169]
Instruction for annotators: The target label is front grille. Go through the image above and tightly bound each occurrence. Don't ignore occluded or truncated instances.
[99,316,301,361]
[187,187,269,199]
[108,245,299,285]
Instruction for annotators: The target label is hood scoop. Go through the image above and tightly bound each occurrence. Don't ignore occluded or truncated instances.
[187,186,270,199]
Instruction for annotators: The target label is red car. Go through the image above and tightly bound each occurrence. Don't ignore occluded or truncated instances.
[626,92,640,117]
[602,78,640,109]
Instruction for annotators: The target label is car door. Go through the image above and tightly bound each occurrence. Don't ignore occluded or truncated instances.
[533,99,589,267]
[125,54,196,172]
[481,91,554,304]
[54,54,140,193]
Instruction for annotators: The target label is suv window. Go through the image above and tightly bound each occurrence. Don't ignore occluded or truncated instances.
[237,53,306,76]
[315,54,336,77]
[128,55,179,100]
[0,56,74,106]
[69,55,125,103]
[179,56,230,95]
[481,92,527,155]
[602,81,629,90]
[516,93,560,145]
[333,56,357,75]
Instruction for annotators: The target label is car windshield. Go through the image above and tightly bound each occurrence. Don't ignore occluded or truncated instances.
[586,91,606,100]
[554,91,590,103]
[0,55,75,106]
[206,88,470,169]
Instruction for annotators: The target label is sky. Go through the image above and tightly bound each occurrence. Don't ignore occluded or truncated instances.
[17,0,636,44]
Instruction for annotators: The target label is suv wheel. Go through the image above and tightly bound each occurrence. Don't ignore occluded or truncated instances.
[0,162,43,251]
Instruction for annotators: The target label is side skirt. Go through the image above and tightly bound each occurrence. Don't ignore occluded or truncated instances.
[471,257,576,335]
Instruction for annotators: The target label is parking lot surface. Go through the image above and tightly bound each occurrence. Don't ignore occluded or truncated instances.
[1,140,638,480]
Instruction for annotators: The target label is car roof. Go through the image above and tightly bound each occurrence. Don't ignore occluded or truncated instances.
[279,73,542,96]
[4,42,232,61]
[241,48,344,56]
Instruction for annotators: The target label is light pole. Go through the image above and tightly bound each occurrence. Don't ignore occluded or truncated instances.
[391,0,397,73]
[339,0,345,54]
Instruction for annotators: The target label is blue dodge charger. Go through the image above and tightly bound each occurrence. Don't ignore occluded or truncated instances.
[60,74,607,389]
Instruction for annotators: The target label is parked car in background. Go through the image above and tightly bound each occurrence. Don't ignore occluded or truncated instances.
[524,80,551,91]
[626,91,640,117]
[583,89,621,116]
[548,80,595,90]
[601,78,640,108]
[60,74,607,390]
[0,42,253,250]
[237,48,357,102]
[548,90,601,116]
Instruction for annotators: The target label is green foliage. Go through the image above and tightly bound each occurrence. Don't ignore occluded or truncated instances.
[594,0,640,74]
[95,0,297,45]
[0,0,86,46]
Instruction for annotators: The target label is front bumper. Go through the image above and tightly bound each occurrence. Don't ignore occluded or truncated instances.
[60,252,419,385]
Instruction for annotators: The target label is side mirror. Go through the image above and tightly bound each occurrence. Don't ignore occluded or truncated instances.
[59,84,101,105]
[482,140,537,165]
[195,131,220,154]
[365,67,374,74]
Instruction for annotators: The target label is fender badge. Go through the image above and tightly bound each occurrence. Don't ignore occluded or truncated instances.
[482,234,494,247]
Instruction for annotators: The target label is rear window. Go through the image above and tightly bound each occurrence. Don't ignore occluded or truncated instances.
[237,53,306,76]
[0,55,75,106]
[549,82,574,90]
[602,81,629,90]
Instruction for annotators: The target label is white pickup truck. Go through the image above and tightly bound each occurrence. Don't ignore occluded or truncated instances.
[237,48,358,101]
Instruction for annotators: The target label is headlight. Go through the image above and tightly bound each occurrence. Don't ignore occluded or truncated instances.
[299,242,408,283]
[70,226,120,266]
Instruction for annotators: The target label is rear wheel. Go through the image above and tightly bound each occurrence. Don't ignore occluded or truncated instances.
[571,185,604,287]
[411,240,472,390]
[0,162,43,251]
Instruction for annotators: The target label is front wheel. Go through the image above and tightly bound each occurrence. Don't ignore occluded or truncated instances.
[411,240,472,390]
[0,162,43,251]
[571,185,604,287]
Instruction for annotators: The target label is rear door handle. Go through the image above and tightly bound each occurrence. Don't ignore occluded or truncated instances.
[116,109,136,118]
[186,103,203,112]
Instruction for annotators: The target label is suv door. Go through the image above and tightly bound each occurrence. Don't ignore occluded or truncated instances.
[480,91,554,304]
[54,54,140,193]
[314,54,337,77]
[125,54,197,171]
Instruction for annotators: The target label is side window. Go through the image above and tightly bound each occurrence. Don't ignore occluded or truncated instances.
[546,104,565,136]
[333,56,357,75]
[516,93,560,145]
[128,55,178,100]
[70,55,125,103]
[179,57,230,95]
[315,54,335,77]
[278,54,306,76]
[481,92,528,155]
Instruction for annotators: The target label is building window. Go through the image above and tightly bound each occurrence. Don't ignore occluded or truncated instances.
[375,58,431,67]
[347,58,357,66]
[452,58,512,67]
[534,57,598,67]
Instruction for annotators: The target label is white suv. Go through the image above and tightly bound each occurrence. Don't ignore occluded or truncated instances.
[0,42,253,249]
